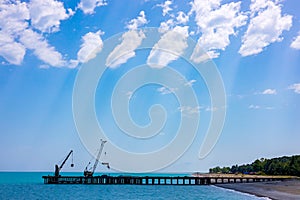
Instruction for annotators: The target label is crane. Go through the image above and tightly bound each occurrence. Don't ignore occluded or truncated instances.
[84,140,107,177]
[54,150,74,177]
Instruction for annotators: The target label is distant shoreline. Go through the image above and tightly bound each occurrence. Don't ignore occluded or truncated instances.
[216,179,300,200]
[192,172,295,179]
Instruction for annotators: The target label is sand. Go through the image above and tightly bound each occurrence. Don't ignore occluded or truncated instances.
[217,179,300,200]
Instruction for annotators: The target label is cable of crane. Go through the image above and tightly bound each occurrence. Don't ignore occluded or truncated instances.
[71,151,74,167]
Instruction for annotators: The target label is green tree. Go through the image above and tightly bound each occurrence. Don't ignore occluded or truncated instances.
[208,155,300,176]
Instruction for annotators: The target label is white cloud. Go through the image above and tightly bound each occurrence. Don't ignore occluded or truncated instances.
[159,19,175,33]
[0,0,104,67]
[178,106,201,115]
[158,0,173,16]
[288,83,300,94]
[0,0,70,67]
[190,0,247,62]
[261,89,277,95]
[157,86,177,95]
[78,0,107,14]
[19,29,65,67]
[0,31,26,65]
[184,79,196,87]
[249,104,260,109]
[190,50,211,63]
[249,104,275,110]
[0,0,29,35]
[106,30,145,68]
[158,9,189,33]
[0,1,28,65]
[290,32,300,50]
[190,46,220,63]
[239,0,292,56]
[176,11,189,24]
[29,0,70,33]
[106,12,147,68]
[249,0,269,13]
[67,8,75,17]
[147,26,189,68]
[68,59,79,69]
[205,106,218,112]
[126,11,148,30]
[77,30,104,63]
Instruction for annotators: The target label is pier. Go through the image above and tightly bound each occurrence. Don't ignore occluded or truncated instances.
[42,175,288,185]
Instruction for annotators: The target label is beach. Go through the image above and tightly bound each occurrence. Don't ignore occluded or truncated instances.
[217,179,300,200]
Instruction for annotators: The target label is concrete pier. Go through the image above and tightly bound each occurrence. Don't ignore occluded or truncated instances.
[42,175,288,185]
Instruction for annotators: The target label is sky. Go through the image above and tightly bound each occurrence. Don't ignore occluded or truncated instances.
[0,0,300,173]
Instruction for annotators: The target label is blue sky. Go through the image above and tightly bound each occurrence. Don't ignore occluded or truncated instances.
[0,0,300,172]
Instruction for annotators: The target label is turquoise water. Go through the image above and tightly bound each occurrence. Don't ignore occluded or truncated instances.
[0,172,266,200]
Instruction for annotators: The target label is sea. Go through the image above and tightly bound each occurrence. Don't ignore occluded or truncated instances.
[0,172,269,200]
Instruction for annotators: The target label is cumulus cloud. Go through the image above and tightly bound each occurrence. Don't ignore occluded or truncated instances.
[0,31,26,65]
[147,26,189,68]
[176,11,189,24]
[190,0,247,62]
[190,46,219,63]
[106,30,145,68]
[158,0,173,16]
[0,0,71,67]
[77,30,104,63]
[78,0,107,14]
[290,32,300,50]
[126,11,148,30]
[19,29,65,67]
[158,8,189,33]
[239,0,292,56]
[0,0,29,35]
[106,12,147,68]
[261,89,277,95]
[29,0,70,33]
[0,0,28,65]
[288,83,300,94]
[159,19,175,33]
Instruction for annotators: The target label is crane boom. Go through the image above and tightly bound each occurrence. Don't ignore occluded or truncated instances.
[60,150,73,169]
[84,140,107,177]
[55,150,74,177]
[92,140,106,174]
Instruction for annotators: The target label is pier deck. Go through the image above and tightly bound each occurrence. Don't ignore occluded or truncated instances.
[42,175,288,185]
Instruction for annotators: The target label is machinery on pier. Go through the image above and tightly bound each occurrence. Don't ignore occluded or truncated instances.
[54,150,74,177]
[84,140,109,177]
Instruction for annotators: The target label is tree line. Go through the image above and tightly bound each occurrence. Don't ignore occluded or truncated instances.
[209,155,300,176]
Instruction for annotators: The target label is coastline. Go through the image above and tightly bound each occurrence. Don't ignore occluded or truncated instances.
[216,179,300,200]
